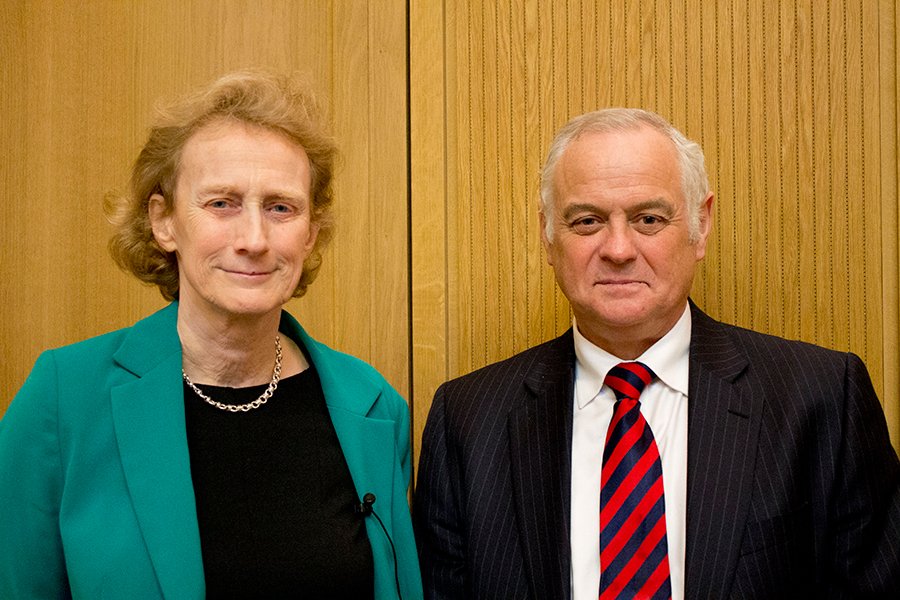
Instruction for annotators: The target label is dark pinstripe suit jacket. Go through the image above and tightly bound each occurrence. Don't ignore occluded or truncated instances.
[414,303,900,599]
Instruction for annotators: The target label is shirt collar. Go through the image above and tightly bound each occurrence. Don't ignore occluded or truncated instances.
[573,303,692,409]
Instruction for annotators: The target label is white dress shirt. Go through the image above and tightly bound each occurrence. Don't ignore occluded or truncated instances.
[570,304,691,600]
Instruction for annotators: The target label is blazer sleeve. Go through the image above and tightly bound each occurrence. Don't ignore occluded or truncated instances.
[0,351,71,598]
[413,385,470,599]
[824,353,900,595]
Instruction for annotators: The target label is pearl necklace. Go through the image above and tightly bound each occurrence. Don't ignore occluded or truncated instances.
[182,335,283,412]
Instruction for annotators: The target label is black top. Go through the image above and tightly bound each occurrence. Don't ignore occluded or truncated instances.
[183,364,374,599]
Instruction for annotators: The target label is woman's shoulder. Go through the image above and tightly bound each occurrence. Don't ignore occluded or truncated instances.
[34,327,129,376]
[308,337,397,397]
[281,312,391,385]
[30,304,177,383]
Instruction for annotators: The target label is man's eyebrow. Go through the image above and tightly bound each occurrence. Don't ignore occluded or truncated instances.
[560,198,675,220]
[629,198,675,215]
[561,203,606,220]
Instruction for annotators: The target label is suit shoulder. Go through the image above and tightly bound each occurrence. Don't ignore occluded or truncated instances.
[436,332,572,404]
[707,317,865,384]
[447,334,565,380]
[722,320,851,361]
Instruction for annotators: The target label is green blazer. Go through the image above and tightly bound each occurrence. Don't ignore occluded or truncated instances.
[0,303,423,599]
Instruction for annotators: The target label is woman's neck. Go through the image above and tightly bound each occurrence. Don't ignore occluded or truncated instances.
[176,304,288,387]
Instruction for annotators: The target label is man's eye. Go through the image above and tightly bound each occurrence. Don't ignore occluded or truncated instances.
[570,217,603,235]
[634,214,667,234]
[208,199,231,209]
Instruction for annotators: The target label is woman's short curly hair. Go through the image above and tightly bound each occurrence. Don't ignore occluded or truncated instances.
[106,70,337,301]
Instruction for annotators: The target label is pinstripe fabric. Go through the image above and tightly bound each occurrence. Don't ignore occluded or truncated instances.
[415,333,575,599]
[415,303,900,599]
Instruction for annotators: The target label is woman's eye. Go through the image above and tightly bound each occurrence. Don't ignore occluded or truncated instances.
[208,199,231,209]
[269,203,294,214]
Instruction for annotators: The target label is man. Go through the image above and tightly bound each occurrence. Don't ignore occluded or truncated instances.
[414,108,900,599]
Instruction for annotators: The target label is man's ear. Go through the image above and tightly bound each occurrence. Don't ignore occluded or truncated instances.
[148,193,177,252]
[693,192,715,260]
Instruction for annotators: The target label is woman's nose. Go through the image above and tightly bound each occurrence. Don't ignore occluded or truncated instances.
[234,205,268,254]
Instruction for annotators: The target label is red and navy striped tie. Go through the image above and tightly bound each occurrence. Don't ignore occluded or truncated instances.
[599,362,671,600]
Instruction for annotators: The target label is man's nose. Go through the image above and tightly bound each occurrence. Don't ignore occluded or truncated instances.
[598,222,638,263]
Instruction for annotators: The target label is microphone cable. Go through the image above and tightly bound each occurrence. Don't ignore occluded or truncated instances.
[356,493,402,600]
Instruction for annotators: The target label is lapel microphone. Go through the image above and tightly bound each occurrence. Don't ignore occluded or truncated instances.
[354,492,402,600]
[354,492,376,517]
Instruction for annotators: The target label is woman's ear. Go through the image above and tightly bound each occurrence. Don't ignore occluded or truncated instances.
[148,193,177,252]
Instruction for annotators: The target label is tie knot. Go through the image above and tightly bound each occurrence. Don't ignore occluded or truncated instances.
[604,362,655,401]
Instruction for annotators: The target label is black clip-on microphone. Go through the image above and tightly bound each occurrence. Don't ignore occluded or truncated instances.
[355,492,402,600]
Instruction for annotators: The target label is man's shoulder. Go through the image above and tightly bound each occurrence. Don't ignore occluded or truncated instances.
[704,312,846,357]
[439,330,573,396]
[693,306,858,377]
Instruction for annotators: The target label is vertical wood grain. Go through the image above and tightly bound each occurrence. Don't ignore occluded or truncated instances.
[409,0,899,451]
[410,0,449,458]
[1,1,410,415]
[881,0,900,446]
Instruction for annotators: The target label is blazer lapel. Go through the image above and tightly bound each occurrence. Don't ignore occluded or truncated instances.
[286,316,394,503]
[109,304,205,598]
[684,304,762,599]
[508,331,575,600]
[288,316,401,598]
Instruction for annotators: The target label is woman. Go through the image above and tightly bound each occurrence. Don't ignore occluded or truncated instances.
[0,71,422,599]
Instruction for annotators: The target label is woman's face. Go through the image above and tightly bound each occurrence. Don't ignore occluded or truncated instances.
[149,119,318,323]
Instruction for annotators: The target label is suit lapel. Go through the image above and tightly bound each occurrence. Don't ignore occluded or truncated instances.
[109,304,205,597]
[508,331,575,600]
[684,304,762,599]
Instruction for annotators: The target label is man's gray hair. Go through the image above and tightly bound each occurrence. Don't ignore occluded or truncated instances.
[539,108,710,241]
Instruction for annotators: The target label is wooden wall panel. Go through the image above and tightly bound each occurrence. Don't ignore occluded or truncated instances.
[410,0,900,452]
[1,1,409,412]
[4,0,899,462]
[882,0,900,446]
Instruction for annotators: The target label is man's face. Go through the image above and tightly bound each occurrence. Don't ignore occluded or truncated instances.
[541,125,713,358]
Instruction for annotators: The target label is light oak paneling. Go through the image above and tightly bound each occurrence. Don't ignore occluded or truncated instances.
[410,0,900,452]
[0,1,409,412]
[4,0,899,463]
[410,0,449,454]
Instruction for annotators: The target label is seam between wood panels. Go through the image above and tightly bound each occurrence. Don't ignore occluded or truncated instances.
[826,0,835,348]
[715,0,723,314]
[794,0,802,337]
[746,0,755,326]
[811,0,819,341]
[857,0,869,356]
[465,0,476,372]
